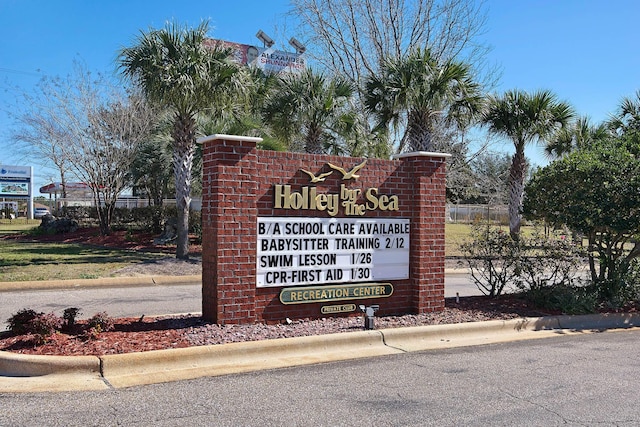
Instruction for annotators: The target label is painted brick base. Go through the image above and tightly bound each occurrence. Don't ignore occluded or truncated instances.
[199,135,448,324]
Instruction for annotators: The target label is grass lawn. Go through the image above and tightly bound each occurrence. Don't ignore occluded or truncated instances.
[0,239,166,282]
[0,219,41,234]
[445,223,471,257]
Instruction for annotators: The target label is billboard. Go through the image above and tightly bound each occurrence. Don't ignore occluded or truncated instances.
[0,165,32,197]
[204,39,305,75]
[0,181,29,196]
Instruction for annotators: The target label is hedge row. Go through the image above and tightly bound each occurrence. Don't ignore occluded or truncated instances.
[58,205,202,236]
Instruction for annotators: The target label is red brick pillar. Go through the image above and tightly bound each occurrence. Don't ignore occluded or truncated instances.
[396,152,450,313]
[198,134,261,324]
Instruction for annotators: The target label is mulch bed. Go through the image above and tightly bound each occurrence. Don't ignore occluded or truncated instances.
[0,294,559,357]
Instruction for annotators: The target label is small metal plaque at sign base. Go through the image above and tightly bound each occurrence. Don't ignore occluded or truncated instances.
[280,283,393,305]
[321,304,356,314]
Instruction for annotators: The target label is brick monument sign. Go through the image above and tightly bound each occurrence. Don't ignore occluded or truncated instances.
[198,134,449,324]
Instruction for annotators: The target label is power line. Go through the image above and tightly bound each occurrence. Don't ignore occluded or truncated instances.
[0,67,42,77]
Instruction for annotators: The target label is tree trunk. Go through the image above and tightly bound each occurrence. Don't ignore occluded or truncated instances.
[588,232,598,282]
[507,147,526,240]
[92,191,112,236]
[98,204,114,236]
[305,127,324,154]
[406,111,433,152]
[60,172,68,208]
[172,114,196,259]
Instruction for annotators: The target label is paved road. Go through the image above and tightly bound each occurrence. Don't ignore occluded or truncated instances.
[0,283,201,329]
[444,272,484,298]
[1,329,639,425]
[0,274,482,328]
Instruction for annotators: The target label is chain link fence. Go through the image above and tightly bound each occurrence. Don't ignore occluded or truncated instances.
[447,203,508,224]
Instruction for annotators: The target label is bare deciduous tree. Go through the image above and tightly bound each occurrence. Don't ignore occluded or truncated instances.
[13,112,73,201]
[289,0,495,87]
[12,64,157,235]
[75,91,157,235]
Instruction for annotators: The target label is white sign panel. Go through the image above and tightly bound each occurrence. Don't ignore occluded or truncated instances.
[0,165,31,178]
[254,48,305,74]
[257,217,410,288]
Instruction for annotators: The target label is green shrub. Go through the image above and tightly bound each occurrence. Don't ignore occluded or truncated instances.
[6,308,40,335]
[55,204,201,238]
[29,313,63,342]
[160,206,202,242]
[63,307,81,329]
[461,223,587,298]
[60,206,94,220]
[460,222,522,297]
[132,206,164,233]
[7,307,123,345]
[525,285,598,315]
[85,312,115,337]
[594,259,640,309]
[515,229,587,293]
[190,209,202,243]
[7,309,63,342]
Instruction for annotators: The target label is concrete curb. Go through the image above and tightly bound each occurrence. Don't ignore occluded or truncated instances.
[380,317,551,352]
[0,352,106,392]
[0,275,201,292]
[100,330,396,388]
[2,313,639,392]
[379,314,640,353]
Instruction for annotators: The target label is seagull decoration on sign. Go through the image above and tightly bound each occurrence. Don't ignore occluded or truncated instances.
[300,169,334,183]
[327,160,367,180]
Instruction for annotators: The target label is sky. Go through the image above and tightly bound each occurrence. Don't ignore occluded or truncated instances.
[1,0,639,190]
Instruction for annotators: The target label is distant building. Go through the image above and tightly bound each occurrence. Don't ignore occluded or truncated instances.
[39,182,201,211]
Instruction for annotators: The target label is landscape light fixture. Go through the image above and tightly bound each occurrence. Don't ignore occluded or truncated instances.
[359,304,379,330]
[256,30,275,48]
[288,37,306,54]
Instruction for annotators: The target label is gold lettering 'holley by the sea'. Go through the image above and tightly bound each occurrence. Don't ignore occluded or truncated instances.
[274,185,340,216]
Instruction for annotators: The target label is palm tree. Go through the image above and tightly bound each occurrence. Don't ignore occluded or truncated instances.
[119,21,243,259]
[263,68,354,154]
[545,116,609,158]
[609,90,640,135]
[363,48,484,152]
[199,66,289,151]
[482,89,574,240]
